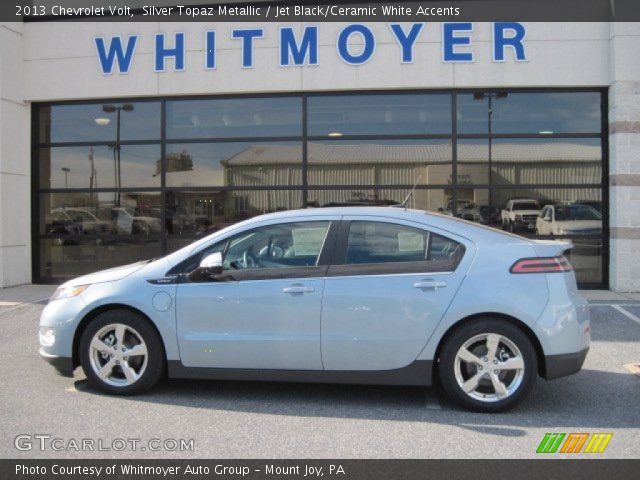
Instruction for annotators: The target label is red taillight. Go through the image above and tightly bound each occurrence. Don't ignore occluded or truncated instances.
[510,256,572,274]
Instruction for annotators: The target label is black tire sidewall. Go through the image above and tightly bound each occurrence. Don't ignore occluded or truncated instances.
[438,319,537,413]
[79,309,165,395]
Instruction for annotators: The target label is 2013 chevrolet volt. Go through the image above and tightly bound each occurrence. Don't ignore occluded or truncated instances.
[39,207,590,412]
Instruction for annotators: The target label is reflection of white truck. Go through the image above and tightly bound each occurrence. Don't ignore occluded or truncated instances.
[111,207,162,235]
[501,199,541,232]
[536,203,602,236]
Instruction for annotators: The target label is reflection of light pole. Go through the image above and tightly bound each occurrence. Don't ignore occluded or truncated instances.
[473,92,508,210]
[100,104,134,206]
[88,147,97,201]
[61,167,70,188]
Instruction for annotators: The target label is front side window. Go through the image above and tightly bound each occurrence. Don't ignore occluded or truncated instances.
[344,221,463,268]
[224,222,330,270]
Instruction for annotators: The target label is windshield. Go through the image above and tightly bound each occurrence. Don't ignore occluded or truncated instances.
[513,202,539,211]
[555,204,602,221]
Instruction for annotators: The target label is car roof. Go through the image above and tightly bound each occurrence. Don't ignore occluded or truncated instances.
[237,207,529,243]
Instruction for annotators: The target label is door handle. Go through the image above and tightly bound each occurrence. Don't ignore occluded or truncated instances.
[413,280,447,290]
[283,285,315,294]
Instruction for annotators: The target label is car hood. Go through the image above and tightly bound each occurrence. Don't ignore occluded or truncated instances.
[61,260,149,287]
[513,210,540,215]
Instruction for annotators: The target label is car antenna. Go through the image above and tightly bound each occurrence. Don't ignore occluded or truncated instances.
[398,175,422,210]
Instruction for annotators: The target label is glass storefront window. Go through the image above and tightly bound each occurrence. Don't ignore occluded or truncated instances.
[39,102,161,144]
[164,142,303,188]
[457,138,602,186]
[308,94,451,136]
[39,192,162,237]
[457,92,602,134]
[165,189,303,239]
[39,145,161,189]
[39,239,162,282]
[307,188,451,212]
[307,140,452,186]
[33,91,607,287]
[166,97,302,139]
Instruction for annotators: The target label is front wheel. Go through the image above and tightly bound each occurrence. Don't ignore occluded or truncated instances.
[438,319,537,412]
[79,310,165,395]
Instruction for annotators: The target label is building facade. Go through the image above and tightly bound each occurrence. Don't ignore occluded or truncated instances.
[0,20,639,290]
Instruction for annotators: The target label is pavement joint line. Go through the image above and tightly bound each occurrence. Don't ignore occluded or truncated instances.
[0,296,50,317]
[610,304,640,326]
[590,304,640,308]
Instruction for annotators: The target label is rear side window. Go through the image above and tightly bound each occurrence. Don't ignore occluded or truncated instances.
[344,221,464,269]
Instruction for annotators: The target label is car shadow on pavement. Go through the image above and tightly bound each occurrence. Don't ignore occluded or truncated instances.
[75,367,640,434]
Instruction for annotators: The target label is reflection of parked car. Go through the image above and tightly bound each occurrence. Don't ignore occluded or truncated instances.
[48,208,112,239]
[501,199,541,232]
[574,200,602,214]
[536,204,602,236]
[40,207,590,413]
[111,207,162,235]
[165,205,210,235]
[441,200,499,225]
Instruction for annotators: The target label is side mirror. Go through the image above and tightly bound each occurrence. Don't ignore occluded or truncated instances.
[199,252,223,275]
[189,252,223,282]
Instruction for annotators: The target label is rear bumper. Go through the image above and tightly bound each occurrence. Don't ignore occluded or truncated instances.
[543,347,589,380]
[39,349,74,377]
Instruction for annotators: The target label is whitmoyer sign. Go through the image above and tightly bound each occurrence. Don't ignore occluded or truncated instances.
[94,22,527,74]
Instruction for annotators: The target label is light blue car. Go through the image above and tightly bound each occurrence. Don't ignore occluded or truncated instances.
[39,207,590,412]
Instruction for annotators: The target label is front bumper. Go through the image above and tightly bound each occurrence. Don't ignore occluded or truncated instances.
[543,347,589,380]
[39,349,74,377]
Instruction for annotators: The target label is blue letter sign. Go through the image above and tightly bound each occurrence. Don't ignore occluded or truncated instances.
[155,32,185,72]
[493,22,527,61]
[280,26,318,66]
[95,36,138,74]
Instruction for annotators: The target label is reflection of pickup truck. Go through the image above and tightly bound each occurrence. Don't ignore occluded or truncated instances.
[48,208,112,237]
[111,207,162,235]
[501,199,541,232]
[536,203,602,236]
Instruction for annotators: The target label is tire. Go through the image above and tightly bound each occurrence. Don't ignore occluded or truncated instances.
[508,221,515,233]
[438,318,537,412]
[79,309,165,395]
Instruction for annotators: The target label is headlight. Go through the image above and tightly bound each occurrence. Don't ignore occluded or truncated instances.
[50,284,90,302]
[39,327,55,347]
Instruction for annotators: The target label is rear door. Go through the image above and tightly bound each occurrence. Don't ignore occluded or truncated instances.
[321,217,470,371]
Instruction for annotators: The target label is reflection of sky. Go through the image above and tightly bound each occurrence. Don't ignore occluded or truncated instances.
[457,92,601,134]
[48,146,161,188]
[48,103,161,143]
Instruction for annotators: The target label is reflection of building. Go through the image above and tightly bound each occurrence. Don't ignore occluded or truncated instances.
[156,151,194,176]
[220,141,601,212]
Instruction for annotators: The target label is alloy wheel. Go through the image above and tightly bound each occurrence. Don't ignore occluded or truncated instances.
[88,323,148,387]
[453,333,525,403]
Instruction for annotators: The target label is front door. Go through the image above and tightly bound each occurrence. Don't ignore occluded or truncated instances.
[176,220,334,370]
[321,218,470,371]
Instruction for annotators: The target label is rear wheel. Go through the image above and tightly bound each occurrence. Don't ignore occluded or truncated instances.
[79,310,165,395]
[438,319,537,412]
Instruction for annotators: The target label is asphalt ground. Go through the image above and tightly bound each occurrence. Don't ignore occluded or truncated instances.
[1,298,638,459]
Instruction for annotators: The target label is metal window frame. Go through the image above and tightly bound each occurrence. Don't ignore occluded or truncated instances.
[31,87,609,288]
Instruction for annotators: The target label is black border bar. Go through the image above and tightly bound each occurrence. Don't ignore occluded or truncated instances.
[3,459,640,480]
[8,0,640,22]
